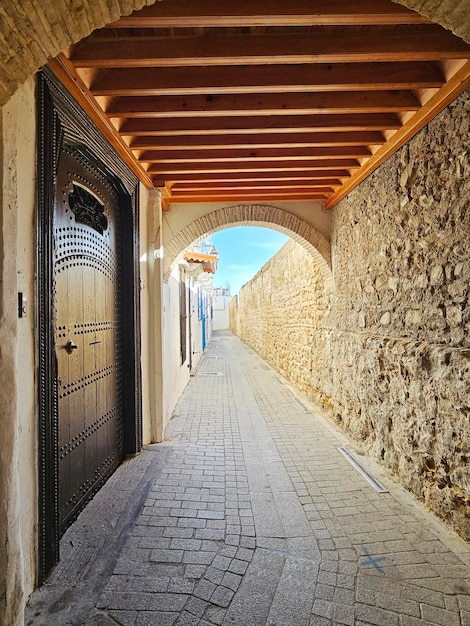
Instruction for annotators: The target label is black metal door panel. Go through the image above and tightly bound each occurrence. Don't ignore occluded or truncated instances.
[54,147,124,532]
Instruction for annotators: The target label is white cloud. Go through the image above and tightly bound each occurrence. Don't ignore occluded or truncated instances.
[247,240,286,250]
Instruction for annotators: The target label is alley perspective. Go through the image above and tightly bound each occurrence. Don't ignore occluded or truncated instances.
[26,332,470,626]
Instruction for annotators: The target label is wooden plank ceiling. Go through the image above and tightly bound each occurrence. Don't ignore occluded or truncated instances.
[50,0,470,210]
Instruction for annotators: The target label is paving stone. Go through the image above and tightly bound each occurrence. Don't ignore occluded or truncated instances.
[219,546,238,559]
[183,551,215,565]
[420,603,461,626]
[168,578,196,594]
[206,519,225,530]
[184,564,207,579]
[200,540,222,553]
[223,549,285,624]
[211,555,232,571]
[133,577,170,593]
[139,537,171,549]
[170,538,202,551]
[107,611,138,625]
[226,558,248,576]
[234,547,254,561]
[194,579,217,601]
[174,611,200,626]
[147,593,188,612]
[266,556,318,626]
[355,603,400,625]
[149,563,186,578]
[197,510,225,520]
[203,605,226,625]
[177,518,206,529]
[316,583,335,601]
[195,529,225,541]
[238,536,256,549]
[308,614,330,626]
[332,603,355,625]
[185,595,209,617]
[312,599,333,619]
[150,549,184,563]
[136,612,177,626]
[87,612,125,626]
[106,592,152,611]
[210,585,235,608]
[163,528,195,539]
[221,571,242,592]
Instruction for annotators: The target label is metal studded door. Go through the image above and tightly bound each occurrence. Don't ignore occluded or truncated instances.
[54,146,124,532]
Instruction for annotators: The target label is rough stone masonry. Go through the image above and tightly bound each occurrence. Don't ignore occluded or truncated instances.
[231,88,470,541]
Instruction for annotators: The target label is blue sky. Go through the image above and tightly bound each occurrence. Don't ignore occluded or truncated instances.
[210,226,289,295]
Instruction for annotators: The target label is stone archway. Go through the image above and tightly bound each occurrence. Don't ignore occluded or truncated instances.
[163,204,334,293]
[0,0,468,107]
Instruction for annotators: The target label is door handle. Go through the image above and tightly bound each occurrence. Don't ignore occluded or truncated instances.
[65,339,78,354]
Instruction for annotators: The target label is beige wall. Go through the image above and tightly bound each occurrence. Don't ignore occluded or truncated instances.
[139,185,153,445]
[0,77,37,626]
[232,88,470,541]
[232,240,329,397]
[162,268,191,428]
[162,201,331,284]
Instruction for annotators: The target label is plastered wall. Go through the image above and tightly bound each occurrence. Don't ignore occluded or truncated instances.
[0,77,37,626]
[231,89,470,540]
[162,268,191,430]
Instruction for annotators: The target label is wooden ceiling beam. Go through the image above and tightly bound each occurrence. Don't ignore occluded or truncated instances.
[129,131,385,150]
[170,181,341,191]
[119,113,402,135]
[49,5,470,212]
[107,91,420,118]
[170,189,330,197]
[87,62,445,95]
[152,170,352,185]
[139,146,371,163]
[70,27,469,68]
[106,0,429,28]
[47,55,153,188]
[147,159,361,174]
[324,60,470,209]
[167,193,329,205]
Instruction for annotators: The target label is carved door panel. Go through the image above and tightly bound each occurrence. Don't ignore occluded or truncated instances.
[54,146,124,532]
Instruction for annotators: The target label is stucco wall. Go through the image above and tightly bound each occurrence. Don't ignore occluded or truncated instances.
[231,88,470,540]
[162,267,191,431]
[139,185,153,445]
[0,77,37,626]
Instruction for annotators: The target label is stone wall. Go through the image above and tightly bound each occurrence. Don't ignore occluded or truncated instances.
[231,89,470,540]
[231,240,329,396]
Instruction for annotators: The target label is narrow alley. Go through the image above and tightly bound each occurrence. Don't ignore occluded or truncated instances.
[26,331,470,626]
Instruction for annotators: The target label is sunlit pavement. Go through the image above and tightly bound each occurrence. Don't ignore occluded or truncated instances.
[26,331,470,626]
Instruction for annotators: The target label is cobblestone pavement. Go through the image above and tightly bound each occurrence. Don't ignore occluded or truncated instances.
[26,331,470,626]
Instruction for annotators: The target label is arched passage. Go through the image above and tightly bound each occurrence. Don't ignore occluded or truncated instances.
[163,204,334,293]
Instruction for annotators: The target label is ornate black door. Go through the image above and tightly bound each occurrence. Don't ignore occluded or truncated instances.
[54,147,124,532]
[38,68,142,581]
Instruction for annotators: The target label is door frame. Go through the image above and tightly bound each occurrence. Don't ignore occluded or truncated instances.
[36,68,142,582]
